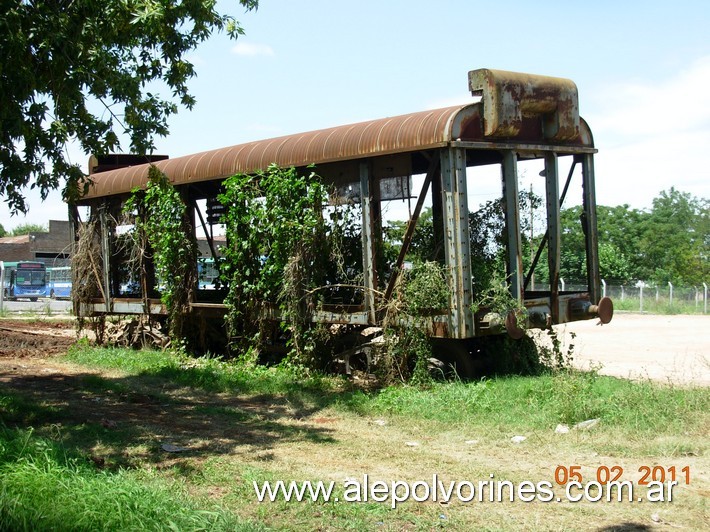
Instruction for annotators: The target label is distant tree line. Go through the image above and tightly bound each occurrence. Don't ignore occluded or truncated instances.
[558,188,708,286]
[384,187,709,290]
[0,223,48,238]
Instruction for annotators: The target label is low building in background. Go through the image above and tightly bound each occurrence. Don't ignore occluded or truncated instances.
[0,220,72,267]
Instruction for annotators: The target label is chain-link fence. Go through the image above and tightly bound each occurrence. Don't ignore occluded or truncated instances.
[542,279,710,314]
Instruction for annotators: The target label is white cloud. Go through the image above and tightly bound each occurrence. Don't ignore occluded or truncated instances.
[587,56,710,207]
[589,56,710,139]
[231,42,275,57]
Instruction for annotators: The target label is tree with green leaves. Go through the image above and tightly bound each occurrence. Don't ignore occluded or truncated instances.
[553,189,708,286]
[0,223,6,238]
[640,188,709,285]
[0,0,258,214]
[10,223,48,236]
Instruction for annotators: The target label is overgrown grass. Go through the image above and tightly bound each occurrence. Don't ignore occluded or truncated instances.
[2,342,708,529]
[65,340,345,399]
[0,426,260,531]
[354,371,709,433]
[614,296,707,314]
[63,343,709,450]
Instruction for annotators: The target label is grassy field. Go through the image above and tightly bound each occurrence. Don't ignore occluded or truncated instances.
[1,343,708,530]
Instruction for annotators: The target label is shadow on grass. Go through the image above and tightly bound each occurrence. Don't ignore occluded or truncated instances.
[0,365,343,471]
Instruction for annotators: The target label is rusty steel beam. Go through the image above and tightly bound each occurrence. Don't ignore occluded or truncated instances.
[193,200,220,263]
[99,204,112,313]
[501,150,524,302]
[383,153,440,302]
[523,158,578,292]
[544,153,561,324]
[360,161,379,324]
[582,153,601,304]
[441,147,475,338]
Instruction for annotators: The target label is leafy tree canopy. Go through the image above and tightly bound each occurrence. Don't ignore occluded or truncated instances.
[10,223,48,236]
[0,0,258,214]
[555,188,708,285]
[0,223,6,238]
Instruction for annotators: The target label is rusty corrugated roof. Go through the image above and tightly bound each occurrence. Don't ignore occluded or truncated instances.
[80,104,477,200]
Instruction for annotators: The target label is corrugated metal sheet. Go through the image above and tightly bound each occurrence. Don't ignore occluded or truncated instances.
[80,104,474,200]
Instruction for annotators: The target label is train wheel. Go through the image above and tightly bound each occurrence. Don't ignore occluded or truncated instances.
[30,298,38,302]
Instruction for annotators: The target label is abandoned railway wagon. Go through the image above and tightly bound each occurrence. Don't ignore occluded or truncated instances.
[71,68,613,373]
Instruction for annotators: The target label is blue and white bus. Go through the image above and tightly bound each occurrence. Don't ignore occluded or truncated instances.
[197,257,220,290]
[48,266,72,299]
[2,261,48,301]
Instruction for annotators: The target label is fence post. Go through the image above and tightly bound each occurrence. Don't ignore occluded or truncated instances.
[704,282,708,314]
[668,281,673,307]
[639,283,644,312]
[560,277,565,292]
[601,279,607,298]
[656,286,659,302]
[621,286,625,301]
[696,287,700,311]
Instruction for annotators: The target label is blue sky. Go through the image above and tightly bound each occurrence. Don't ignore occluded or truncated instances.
[3,0,709,231]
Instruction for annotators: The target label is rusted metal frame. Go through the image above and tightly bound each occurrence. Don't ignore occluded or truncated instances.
[68,203,81,315]
[581,153,601,303]
[98,203,112,312]
[441,147,475,339]
[431,162,445,262]
[544,153,561,324]
[359,160,380,324]
[523,158,578,291]
[501,150,524,302]
[193,200,220,262]
[383,152,440,302]
[451,140,596,155]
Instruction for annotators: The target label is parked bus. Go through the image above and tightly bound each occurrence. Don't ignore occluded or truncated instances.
[2,261,48,301]
[48,266,72,299]
[197,257,220,290]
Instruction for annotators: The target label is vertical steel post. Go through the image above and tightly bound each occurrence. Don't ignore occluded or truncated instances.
[668,281,673,307]
[440,148,474,338]
[99,204,112,313]
[582,153,601,304]
[360,161,378,324]
[704,283,708,314]
[502,150,523,302]
[640,284,644,312]
[544,152,561,324]
[601,278,607,298]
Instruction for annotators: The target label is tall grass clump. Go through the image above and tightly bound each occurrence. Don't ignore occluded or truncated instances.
[64,341,344,400]
[0,426,258,531]
[351,371,709,439]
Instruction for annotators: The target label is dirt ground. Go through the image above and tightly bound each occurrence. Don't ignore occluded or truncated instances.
[560,313,710,386]
[0,319,77,358]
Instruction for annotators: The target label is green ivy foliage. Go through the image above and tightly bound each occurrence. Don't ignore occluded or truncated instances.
[125,166,197,338]
[218,165,330,366]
